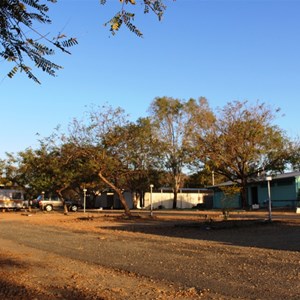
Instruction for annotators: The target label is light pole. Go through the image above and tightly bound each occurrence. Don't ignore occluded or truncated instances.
[266,176,272,222]
[40,191,45,210]
[150,184,154,217]
[83,188,87,214]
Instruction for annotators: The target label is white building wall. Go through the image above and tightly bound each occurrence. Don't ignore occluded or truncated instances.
[144,191,207,209]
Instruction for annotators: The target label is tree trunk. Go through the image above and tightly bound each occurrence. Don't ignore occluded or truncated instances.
[98,171,131,216]
[241,181,248,209]
[173,190,177,209]
[56,187,68,214]
[132,192,139,209]
[172,173,181,209]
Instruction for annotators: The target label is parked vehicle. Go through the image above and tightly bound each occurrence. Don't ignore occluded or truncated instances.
[0,188,27,210]
[31,194,44,208]
[38,196,81,212]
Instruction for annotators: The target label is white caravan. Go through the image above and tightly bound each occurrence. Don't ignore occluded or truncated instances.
[0,188,26,210]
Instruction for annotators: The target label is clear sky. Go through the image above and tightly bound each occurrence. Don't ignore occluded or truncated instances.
[1,0,300,159]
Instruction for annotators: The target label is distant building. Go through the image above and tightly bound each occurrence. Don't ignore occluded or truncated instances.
[211,171,300,209]
[144,188,213,209]
[94,190,133,209]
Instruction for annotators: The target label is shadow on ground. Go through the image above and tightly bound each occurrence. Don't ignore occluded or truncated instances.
[99,217,300,252]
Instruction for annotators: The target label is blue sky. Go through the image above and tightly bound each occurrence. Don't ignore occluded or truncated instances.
[1,0,300,159]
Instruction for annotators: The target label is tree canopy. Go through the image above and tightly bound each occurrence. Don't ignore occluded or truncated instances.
[1,98,297,214]
[64,105,160,215]
[149,96,215,208]
[193,100,292,208]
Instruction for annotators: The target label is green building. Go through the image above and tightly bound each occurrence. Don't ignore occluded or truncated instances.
[211,171,300,209]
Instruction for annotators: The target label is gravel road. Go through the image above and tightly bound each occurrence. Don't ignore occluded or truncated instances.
[0,212,299,299]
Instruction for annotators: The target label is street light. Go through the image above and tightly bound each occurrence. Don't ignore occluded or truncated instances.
[266,176,272,222]
[150,184,154,217]
[83,188,87,214]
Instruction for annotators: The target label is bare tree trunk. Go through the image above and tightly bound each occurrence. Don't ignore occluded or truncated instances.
[173,190,177,209]
[56,187,68,214]
[172,173,182,209]
[98,171,131,216]
[132,192,139,209]
[241,181,248,209]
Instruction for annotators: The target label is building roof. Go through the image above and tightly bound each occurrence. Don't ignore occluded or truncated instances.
[209,171,300,188]
[157,187,212,193]
[270,171,300,180]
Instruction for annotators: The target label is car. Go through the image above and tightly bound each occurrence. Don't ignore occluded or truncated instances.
[66,200,81,212]
[38,197,80,212]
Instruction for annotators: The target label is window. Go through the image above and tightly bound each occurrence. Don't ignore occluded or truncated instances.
[12,192,22,200]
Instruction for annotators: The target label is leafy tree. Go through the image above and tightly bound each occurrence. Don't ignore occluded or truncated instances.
[149,96,214,208]
[103,117,161,208]
[286,139,300,171]
[2,148,54,198]
[194,100,292,208]
[3,105,156,215]
[65,105,134,215]
[2,139,96,212]
[64,105,172,215]
[0,158,13,186]
[184,169,217,188]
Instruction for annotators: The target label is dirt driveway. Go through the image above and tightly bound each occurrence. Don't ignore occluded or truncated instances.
[0,210,299,299]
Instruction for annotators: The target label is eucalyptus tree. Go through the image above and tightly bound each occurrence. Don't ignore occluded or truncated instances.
[148,96,215,208]
[194,100,292,208]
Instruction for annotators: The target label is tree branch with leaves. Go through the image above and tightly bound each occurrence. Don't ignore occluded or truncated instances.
[0,0,77,83]
[1,0,171,83]
[102,0,167,37]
